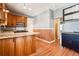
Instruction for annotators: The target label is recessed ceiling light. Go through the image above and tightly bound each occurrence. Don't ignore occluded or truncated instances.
[24,6,26,9]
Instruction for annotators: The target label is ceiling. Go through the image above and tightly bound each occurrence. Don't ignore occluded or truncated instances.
[6,3,75,17]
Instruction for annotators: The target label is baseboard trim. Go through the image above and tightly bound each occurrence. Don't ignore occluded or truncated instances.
[36,37,55,44]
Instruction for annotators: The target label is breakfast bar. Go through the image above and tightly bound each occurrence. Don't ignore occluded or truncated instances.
[0,32,39,56]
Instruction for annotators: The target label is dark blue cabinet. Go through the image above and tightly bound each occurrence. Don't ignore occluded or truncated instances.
[62,33,79,52]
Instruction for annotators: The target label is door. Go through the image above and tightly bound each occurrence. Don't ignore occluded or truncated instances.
[54,18,60,41]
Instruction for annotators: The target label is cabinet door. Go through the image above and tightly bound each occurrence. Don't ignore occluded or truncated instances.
[7,13,12,26]
[7,14,16,27]
[0,39,14,56]
[16,16,24,23]
[15,37,25,56]
[0,3,6,9]
[0,10,5,20]
[24,36,36,55]
[0,40,4,56]
[0,3,2,9]
[12,15,16,27]
[16,16,27,26]
[23,16,27,26]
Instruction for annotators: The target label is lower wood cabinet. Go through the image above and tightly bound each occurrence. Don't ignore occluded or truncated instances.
[0,36,36,56]
[0,38,14,56]
[24,36,36,55]
[15,37,25,56]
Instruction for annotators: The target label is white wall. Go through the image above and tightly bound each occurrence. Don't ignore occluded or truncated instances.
[49,9,54,28]
[34,10,51,29]
[54,8,62,19]
[33,9,54,29]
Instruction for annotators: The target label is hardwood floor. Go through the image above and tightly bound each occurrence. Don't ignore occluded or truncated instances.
[30,38,79,56]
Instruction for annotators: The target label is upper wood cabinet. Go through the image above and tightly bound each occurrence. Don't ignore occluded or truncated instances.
[0,3,5,24]
[16,16,27,26]
[7,13,17,27]
[0,3,27,26]
[0,3,3,9]
[0,3,9,25]
[7,13,27,27]
[0,10,5,21]
[17,16,25,23]
[11,15,17,27]
[0,3,6,10]
[7,13,12,26]
[7,14,27,27]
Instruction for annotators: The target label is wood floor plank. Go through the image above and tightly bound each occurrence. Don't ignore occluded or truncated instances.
[30,39,79,56]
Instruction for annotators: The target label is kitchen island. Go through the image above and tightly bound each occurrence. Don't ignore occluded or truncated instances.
[0,32,39,56]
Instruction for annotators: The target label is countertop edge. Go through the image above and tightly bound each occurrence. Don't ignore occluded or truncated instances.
[0,32,39,39]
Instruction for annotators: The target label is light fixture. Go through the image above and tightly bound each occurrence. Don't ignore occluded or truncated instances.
[24,3,26,9]
[3,9,9,12]
[23,3,32,11]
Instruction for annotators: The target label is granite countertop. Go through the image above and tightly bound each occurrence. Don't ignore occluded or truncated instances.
[0,32,39,39]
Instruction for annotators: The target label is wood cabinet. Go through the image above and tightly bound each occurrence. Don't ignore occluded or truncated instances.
[0,36,36,56]
[24,36,36,55]
[0,38,14,56]
[0,3,5,23]
[11,15,17,27]
[0,3,27,26]
[7,13,11,26]
[15,37,25,56]
[7,13,16,27]
[16,16,27,23]
[0,3,3,9]
[7,14,27,27]
[15,36,36,56]
[0,39,4,56]
[0,10,5,23]
[0,3,6,10]
[16,16,27,26]
[0,3,8,25]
